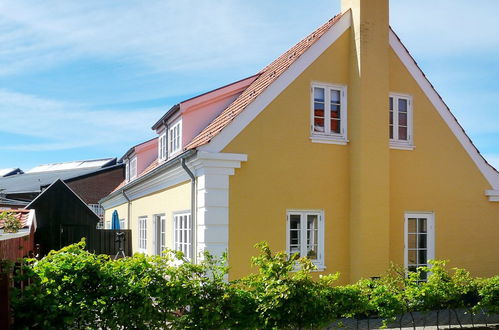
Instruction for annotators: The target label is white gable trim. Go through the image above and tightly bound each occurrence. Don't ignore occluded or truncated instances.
[389,30,499,199]
[198,11,352,153]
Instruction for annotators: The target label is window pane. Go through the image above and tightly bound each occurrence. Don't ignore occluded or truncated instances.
[389,125,393,139]
[290,230,300,245]
[314,104,324,116]
[408,250,417,264]
[314,118,325,132]
[290,215,301,229]
[418,234,427,248]
[418,250,427,265]
[389,111,393,124]
[314,87,325,102]
[331,119,340,134]
[330,89,340,103]
[408,218,417,233]
[398,99,407,112]
[408,234,416,249]
[418,218,427,233]
[389,97,393,110]
[398,126,407,140]
[399,112,407,126]
[408,265,417,273]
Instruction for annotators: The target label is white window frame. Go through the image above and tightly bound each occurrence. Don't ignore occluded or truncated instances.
[125,159,129,182]
[119,218,126,230]
[153,214,166,256]
[168,119,182,157]
[310,82,348,145]
[390,93,414,150]
[158,131,167,162]
[129,156,137,180]
[173,212,191,260]
[404,212,435,280]
[286,210,325,269]
[138,216,148,253]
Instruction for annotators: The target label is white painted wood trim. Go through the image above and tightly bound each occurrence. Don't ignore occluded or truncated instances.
[198,11,352,153]
[390,30,499,195]
[404,212,435,271]
[485,190,499,202]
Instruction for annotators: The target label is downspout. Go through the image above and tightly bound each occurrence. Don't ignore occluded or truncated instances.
[181,157,196,263]
[122,190,131,230]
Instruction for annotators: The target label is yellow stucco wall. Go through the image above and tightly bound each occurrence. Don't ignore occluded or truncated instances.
[388,49,499,277]
[223,27,499,282]
[224,30,353,282]
[104,181,191,255]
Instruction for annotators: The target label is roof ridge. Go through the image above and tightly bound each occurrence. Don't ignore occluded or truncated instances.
[185,12,345,150]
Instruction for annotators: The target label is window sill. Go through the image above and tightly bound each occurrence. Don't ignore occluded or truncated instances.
[390,143,415,150]
[310,135,348,145]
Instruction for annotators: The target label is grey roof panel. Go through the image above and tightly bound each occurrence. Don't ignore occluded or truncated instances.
[0,164,114,194]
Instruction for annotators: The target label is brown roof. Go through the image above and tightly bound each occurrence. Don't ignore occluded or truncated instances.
[0,209,30,229]
[185,12,345,149]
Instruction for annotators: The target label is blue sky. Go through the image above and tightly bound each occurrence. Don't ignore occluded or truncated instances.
[0,0,498,171]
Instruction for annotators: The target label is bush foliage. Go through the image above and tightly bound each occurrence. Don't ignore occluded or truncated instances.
[10,240,499,329]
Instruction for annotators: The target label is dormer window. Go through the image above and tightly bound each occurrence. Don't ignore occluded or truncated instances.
[130,156,137,180]
[168,119,182,157]
[158,131,167,161]
[126,156,137,182]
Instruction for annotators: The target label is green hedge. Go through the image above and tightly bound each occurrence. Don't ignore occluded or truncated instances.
[9,240,499,329]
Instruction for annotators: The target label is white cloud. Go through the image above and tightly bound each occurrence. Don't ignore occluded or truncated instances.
[0,89,163,151]
[0,0,279,76]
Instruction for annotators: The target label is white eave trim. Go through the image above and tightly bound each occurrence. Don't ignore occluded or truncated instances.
[198,11,352,153]
[389,30,499,197]
[100,152,247,209]
[485,190,499,202]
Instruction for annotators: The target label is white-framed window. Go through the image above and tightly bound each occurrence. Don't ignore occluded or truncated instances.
[119,218,126,229]
[153,214,166,256]
[129,156,137,180]
[311,83,347,144]
[88,204,104,218]
[174,212,191,260]
[168,120,182,157]
[105,220,111,229]
[138,216,148,253]
[404,212,435,281]
[286,210,325,269]
[158,131,167,161]
[390,93,413,149]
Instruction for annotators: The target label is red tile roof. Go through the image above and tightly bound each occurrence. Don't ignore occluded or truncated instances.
[0,209,30,229]
[185,12,345,149]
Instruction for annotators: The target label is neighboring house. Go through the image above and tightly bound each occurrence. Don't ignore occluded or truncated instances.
[0,158,124,219]
[101,0,499,283]
[26,179,100,256]
[0,209,37,260]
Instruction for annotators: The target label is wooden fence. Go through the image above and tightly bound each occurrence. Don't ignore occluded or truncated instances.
[87,229,132,257]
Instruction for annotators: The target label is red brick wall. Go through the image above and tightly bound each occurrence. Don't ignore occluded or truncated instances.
[66,167,124,204]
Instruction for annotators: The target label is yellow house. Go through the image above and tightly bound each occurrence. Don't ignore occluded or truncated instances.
[100,0,499,283]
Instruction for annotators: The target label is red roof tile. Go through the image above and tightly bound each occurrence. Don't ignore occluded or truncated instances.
[0,209,30,229]
[185,12,345,149]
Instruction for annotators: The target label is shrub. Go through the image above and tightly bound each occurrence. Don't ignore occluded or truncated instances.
[10,240,499,329]
[1,211,22,233]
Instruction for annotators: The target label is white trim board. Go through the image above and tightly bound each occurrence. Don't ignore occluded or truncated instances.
[389,30,499,199]
[198,11,352,153]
